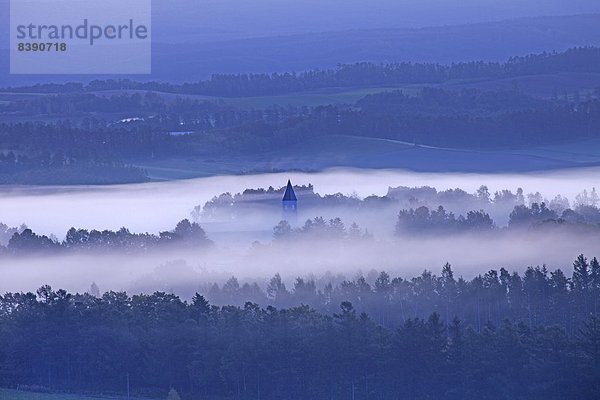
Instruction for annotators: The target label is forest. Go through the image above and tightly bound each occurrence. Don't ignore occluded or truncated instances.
[2,94,599,166]
[0,179,597,259]
[3,5,600,400]
[0,219,212,255]
[2,197,599,256]
[0,255,599,400]
[198,183,600,231]
[1,47,600,183]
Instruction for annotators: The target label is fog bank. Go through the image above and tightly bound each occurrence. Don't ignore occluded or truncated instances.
[0,167,597,237]
[1,167,599,295]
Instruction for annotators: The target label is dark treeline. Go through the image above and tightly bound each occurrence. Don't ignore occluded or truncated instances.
[3,46,600,97]
[1,92,180,115]
[1,49,599,183]
[0,118,163,184]
[197,183,500,221]
[4,198,599,257]
[0,158,147,185]
[0,121,161,184]
[396,206,495,234]
[1,257,599,399]
[1,87,598,184]
[2,97,598,182]
[357,87,551,117]
[197,183,524,220]
[0,122,174,159]
[0,94,302,132]
[395,202,600,234]
[203,255,600,332]
[0,219,212,255]
[197,183,600,232]
[0,92,268,122]
[272,217,372,241]
[284,98,600,148]
[5,90,596,160]
[0,100,307,182]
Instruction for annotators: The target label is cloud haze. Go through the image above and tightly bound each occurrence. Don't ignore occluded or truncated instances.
[0,167,598,296]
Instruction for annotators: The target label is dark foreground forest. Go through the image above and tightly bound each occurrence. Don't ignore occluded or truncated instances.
[1,255,599,400]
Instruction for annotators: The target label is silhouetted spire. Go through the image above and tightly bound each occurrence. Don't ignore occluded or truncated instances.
[282,180,297,202]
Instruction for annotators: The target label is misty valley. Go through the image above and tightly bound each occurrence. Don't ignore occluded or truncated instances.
[0,173,599,399]
[0,172,599,293]
[1,2,600,399]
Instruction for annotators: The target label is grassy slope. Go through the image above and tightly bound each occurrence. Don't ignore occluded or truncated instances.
[86,86,423,108]
[135,135,600,180]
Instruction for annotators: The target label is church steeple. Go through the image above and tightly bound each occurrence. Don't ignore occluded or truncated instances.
[282,180,298,219]
[282,180,297,202]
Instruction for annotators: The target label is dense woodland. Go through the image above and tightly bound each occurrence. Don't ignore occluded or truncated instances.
[2,27,600,400]
[197,183,588,218]
[395,201,600,233]
[0,256,599,399]
[1,182,596,255]
[198,183,600,233]
[272,98,600,148]
[0,219,212,255]
[0,47,600,183]
[1,93,598,182]
[0,180,596,256]
[1,199,599,256]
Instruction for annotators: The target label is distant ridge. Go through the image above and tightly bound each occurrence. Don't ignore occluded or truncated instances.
[5,46,599,97]
[150,14,600,80]
[2,14,600,86]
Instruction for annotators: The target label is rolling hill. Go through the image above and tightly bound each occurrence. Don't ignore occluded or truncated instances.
[3,14,600,86]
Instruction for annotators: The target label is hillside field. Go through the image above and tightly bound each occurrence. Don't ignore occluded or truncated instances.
[133,135,600,180]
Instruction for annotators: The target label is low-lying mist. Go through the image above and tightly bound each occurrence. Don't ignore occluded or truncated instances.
[0,229,597,297]
[0,167,598,235]
[0,166,599,295]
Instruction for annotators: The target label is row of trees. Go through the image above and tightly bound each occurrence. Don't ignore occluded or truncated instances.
[1,92,293,128]
[2,94,598,183]
[11,88,547,125]
[2,200,598,256]
[3,219,211,255]
[273,217,371,241]
[287,99,600,149]
[396,206,494,233]
[164,95,600,152]
[203,255,600,332]
[5,46,599,97]
[395,202,600,234]
[1,85,599,184]
[0,264,598,399]
[197,183,598,224]
[357,87,549,117]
